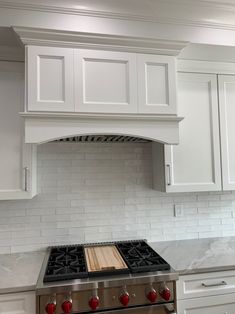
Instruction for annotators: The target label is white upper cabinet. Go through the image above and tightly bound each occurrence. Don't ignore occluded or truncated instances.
[74,49,138,113]
[26,45,178,115]
[0,62,37,200]
[153,72,221,192]
[137,54,177,114]
[27,46,74,112]
[74,50,177,114]
[218,75,235,190]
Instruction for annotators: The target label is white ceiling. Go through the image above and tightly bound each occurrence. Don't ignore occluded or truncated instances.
[196,0,235,4]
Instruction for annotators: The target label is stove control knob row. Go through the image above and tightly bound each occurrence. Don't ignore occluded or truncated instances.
[89,296,100,311]
[119,292,130,306]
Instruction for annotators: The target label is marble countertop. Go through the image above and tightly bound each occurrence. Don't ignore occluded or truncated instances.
[150,236,235,275]
[2,237,235,294]
[0,251,45,294]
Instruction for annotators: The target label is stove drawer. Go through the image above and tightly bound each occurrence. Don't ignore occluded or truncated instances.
[177,270,235,300]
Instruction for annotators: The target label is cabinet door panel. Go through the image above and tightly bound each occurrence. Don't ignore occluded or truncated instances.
[219,75,235,190]
[75,49,138,113]
[177,293,235,314]
[0,62,36,200]
[0,292,35,314]
[39,56,64,101]
[164,73,221,192]
[177,270,235,300]
[137,54,177,114]
[27,46,74,112]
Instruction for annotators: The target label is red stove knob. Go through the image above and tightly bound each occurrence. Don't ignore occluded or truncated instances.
[61,300,72,313]
[45,303,56,314]
[147,289,157,303]
[119,292,130,306]
[159,287,171,301]
[89,296,100,311]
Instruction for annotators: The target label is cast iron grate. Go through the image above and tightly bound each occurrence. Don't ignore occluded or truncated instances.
[43,245,88,282]
[116,241,170,273]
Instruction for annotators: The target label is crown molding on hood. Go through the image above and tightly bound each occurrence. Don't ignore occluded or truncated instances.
[13,27,189,56]
[20,112,183,145]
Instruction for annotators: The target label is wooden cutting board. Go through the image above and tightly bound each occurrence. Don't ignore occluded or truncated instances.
[84,245,128,272]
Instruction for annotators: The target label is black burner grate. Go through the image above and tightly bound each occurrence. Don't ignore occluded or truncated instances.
[43,240,170,282]
[116,241,170,273]
[44,245,87,282]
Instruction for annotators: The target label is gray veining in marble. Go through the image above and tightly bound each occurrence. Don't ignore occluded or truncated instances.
[0,251,45,294]
[150,237,235,275]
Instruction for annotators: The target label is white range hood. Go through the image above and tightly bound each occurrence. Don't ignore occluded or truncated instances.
[14,27,186,145]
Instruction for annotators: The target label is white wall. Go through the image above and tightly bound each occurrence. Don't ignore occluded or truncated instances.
[0,142,235,254]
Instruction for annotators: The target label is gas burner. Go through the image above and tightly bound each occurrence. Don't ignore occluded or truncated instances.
[116,241,170,273]
[44,245,87,282]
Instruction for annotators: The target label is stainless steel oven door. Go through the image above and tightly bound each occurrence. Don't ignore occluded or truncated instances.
[96,304,176,314]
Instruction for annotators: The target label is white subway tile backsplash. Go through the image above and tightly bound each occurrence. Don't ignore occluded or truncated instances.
[0,209,26,217]
[0,247,11,254]
[0,232,12,239]
[199,231,223,238]
[1,141,235,253]
[222,230,235,237]
[12,230,41,238]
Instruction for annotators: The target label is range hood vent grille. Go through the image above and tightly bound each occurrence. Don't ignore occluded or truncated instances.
[55,135,151,143]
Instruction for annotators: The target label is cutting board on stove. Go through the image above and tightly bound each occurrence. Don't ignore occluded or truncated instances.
[84,245,128,272]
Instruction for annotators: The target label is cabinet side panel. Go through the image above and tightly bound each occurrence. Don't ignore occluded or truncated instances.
[219,75,235,190]
[152,142,166,192]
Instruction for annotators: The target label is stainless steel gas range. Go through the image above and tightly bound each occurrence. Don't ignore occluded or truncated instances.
[36,240,178,314]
